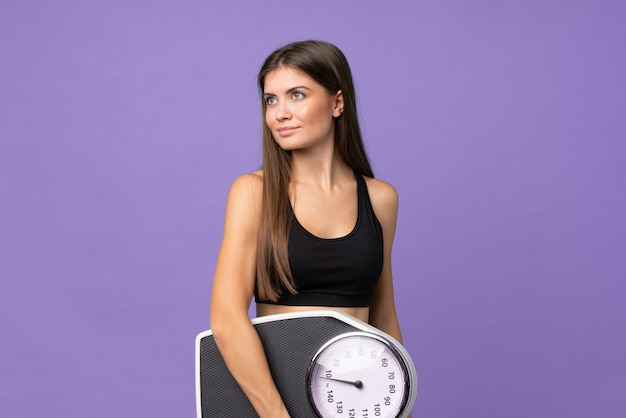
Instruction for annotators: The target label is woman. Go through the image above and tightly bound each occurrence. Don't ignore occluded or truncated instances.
[210,40,406,417]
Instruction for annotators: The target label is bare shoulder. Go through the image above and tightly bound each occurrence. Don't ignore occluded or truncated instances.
[229,170,263,199]
[363,176,399,216]
[225,170,264,222]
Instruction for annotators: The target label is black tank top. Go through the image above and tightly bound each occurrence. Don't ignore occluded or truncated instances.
[255,173,384,307]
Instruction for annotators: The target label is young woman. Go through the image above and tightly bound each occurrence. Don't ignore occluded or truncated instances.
[210,40,406,417]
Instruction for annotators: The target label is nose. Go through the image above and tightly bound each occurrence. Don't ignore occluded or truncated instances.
[275,101,291,121]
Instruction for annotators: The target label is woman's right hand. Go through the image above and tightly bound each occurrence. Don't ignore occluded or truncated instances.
[210,173,290,417]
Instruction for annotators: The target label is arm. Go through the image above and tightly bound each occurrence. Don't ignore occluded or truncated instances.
[366,178,403,342]
[209,173,290,418]
[366,179,412,417]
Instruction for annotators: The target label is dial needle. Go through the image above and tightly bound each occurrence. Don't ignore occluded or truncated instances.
[321,376,363,388]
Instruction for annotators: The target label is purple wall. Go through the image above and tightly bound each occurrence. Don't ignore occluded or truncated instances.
[1,1,624,416]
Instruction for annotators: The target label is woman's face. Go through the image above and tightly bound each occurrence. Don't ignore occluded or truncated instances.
[263,66,343,152]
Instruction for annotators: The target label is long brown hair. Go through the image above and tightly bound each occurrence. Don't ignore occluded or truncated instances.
[256,40,374,301]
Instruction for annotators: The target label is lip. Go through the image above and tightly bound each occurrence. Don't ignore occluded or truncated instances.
[276,126,299,135]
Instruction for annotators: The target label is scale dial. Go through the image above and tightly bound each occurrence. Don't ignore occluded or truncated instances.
[307,332,411,418]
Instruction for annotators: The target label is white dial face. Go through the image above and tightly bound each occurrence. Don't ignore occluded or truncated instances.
[307,332,409,418]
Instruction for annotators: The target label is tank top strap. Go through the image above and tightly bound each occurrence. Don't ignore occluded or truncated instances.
[355,172,380,232]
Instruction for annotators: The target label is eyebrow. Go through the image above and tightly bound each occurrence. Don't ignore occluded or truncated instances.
[263,85,312,96]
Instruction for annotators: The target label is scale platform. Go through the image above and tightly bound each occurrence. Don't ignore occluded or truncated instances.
[195,310,417,417]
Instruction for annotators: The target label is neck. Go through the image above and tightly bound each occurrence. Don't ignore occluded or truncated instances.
[290,143,351,190]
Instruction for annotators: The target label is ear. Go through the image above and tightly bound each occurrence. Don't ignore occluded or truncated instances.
[332,90,344,118]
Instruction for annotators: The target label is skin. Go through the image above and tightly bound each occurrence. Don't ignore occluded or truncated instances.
[210,66,405,418]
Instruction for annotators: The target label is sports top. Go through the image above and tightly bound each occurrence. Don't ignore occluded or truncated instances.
[255,173,384,307]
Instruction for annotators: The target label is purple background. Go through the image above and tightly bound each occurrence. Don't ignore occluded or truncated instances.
[1,1,625,417]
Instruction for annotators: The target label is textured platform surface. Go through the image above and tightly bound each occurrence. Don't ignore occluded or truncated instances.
[197,315,356,417]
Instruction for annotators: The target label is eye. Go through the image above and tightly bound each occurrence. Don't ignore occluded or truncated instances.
[265,96,277,105]
[292,91,305,100]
